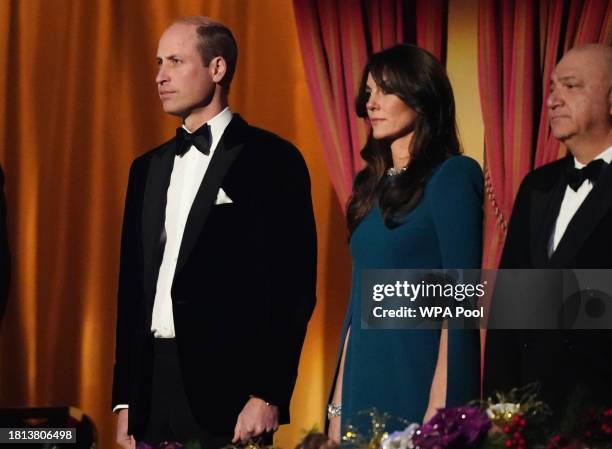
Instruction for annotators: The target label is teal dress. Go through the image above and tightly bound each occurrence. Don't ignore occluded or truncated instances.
[335,155,483,432]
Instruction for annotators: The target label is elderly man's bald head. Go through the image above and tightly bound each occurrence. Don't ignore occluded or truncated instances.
[564,44,612,77]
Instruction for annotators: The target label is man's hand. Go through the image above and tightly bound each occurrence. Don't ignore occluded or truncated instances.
[232,397,278,444]
[115,409,136,449]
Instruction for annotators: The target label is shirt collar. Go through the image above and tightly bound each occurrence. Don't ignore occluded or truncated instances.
[574,145,612,168]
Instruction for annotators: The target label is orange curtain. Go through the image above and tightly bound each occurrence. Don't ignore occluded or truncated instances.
[478,0,612,269]
[0,1,352,448]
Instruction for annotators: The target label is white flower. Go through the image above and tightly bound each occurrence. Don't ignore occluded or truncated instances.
[380,423,420,449]
[486,403,520,419]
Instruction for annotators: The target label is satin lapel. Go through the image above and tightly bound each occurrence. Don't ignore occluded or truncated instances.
[550,162,612,267]
[175,115,247,275]
[142,142,175,299]
[530,163,568,268]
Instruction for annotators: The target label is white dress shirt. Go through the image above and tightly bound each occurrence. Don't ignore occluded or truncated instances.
[549,145,612,255]
[151,106,233,337]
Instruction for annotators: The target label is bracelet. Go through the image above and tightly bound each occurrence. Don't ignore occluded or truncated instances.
[327,402,342,419]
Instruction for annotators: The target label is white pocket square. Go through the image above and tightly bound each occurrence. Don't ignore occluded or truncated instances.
[215,187,233,205]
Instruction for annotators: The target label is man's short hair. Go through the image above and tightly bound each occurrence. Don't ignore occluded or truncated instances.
[174,16,238,89]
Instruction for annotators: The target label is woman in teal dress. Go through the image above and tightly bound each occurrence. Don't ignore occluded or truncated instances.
[327,44,482,441]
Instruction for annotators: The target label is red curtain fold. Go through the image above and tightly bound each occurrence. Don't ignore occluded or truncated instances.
[292,0,370,208]
[601,2,612,43]
[293,0,447,210]
[534,0,566,168]
[416,0,448,64]
[479,0,612,268]
[369,0,404,52]
[572,0,611,45]
[478,0,537,268]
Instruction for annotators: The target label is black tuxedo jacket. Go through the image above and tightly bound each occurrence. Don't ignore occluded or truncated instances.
[0,165,8,324]
[484,156,612,415]
[112,115,317,436]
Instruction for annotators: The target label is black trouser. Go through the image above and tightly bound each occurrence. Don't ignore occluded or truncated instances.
[142,338,233,449]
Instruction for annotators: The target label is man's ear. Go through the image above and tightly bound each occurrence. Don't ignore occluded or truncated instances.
[209,56,228,84]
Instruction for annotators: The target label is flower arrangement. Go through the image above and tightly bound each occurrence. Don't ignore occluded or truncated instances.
[135,385,612,449]
[300,385,611,449]
[412,406,491,449]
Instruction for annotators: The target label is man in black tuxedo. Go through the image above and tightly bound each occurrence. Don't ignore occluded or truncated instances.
[0,165,8,324]
[113,17,317,449]
[484,44,612,418]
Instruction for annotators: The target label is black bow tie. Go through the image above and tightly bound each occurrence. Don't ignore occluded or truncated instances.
[175,123,211,156]
[565,159,606,192]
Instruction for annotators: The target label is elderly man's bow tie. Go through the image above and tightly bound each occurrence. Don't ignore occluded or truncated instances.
[175,123,211,156]
[565,159,606,192]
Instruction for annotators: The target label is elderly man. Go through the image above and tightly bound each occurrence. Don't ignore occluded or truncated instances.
[112,17,317,449]
[484,44,612,419]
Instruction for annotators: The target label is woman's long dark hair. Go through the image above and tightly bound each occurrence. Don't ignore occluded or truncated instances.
[347,44,462,235]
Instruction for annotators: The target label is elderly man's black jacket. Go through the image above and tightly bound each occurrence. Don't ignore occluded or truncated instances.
[484,156,612,417]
